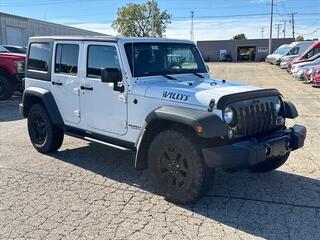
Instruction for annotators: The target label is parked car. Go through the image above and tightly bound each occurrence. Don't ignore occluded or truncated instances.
[20,36,306,203]
[287,41,320,72]
[1,45,27,54]
[266,44,290,64]
[312,67,320,87]
[280,41,315,69]
[291,53,320,76]
[0,52,26,100]
[220,53,232,62]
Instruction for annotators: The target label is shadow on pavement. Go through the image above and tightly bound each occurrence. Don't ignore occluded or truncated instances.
[52,142,320,240]
[0,96,23,122]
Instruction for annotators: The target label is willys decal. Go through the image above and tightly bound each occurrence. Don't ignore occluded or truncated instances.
[162,91,190,102]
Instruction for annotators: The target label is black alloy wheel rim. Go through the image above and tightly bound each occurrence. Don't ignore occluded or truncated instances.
[158,146,190,189]
[30,114,47,145]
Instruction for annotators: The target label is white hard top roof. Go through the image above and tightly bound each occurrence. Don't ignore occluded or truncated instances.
[29,35,195,44]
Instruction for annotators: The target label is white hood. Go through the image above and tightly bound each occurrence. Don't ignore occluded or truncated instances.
[133,74,260,108]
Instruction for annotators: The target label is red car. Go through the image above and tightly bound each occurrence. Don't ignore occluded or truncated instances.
[312,67,320,87]
[288,41,320,73]
[0,49,26,100]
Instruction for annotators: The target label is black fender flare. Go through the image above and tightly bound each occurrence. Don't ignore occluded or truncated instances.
[21,87,64,126]
[134,106,228,169]
[145,106,228,138]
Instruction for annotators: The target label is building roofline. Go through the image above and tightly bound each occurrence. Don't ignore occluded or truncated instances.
[0,11,105,36]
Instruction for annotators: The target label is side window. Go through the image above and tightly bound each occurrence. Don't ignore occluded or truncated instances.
[288,47,299,55]
[27,43,50,72]
[55,44,79,75]
[87,45,120,79]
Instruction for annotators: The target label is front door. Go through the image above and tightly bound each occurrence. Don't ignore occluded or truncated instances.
[80,42,127,135]
[51,42,81,124]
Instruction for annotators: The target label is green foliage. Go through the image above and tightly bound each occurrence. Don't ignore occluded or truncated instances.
[295,35,304,41]
[232,34,247,40]
[112,0,171,37]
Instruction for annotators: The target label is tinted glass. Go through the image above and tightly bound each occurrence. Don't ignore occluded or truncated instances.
[124,43,207,77]
[55,44,79,75]
[27,43,51,72]
[87,45,120,78]
[288,47,299,55]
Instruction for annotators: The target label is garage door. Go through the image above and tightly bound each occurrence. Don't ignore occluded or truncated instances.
[6,26,24,45]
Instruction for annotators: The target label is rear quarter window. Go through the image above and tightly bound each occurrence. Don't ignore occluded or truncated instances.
[26,42,52,81]
[27,43,51,72]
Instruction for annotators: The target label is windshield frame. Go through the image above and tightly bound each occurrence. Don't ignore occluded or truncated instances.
[124,42,208,78]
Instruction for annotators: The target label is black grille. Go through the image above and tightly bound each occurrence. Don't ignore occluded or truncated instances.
[231,97,280,137]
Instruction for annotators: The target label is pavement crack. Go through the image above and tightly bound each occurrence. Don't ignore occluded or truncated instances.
[206,194,320,209]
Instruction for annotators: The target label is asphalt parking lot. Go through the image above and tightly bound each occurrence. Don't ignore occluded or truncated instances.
[1,62,320,240]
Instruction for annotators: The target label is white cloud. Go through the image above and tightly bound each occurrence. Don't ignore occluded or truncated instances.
[69,18,319,41]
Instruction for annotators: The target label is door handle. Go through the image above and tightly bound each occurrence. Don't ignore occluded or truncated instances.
[52,81,63,86]
[80,86,93,91]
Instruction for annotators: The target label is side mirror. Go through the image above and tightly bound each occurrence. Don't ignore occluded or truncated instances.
[101,68,122,83]
[101,68,124,93]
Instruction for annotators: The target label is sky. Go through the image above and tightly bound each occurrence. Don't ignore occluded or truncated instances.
[0,0,319,41]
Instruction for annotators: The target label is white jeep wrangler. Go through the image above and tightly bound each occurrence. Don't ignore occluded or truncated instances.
[20,36,306,203]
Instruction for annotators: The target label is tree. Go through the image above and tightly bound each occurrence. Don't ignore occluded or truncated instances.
[296,35,304,41]
[232,34,247,40]
[112,0,171,37]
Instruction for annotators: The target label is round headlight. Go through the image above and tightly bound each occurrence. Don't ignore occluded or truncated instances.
[223,107,234,125]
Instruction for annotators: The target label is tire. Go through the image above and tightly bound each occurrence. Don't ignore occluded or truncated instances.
[0,74,14,100]
[249,153,290,173]
[148,130,213,204]
[27,103,64,153]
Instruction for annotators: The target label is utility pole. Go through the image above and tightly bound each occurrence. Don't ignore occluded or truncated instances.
[190,11,194,41]
[281,20,287,38]
[290,13,297,39]
[268,0,274,54]
[261,27,265,39]
[275,24,282,38]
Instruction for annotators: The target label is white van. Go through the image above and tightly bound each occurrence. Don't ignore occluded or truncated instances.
[280,41,315,68]
[266,44,289,64]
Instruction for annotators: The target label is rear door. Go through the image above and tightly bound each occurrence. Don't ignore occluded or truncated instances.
[50,41,82,124]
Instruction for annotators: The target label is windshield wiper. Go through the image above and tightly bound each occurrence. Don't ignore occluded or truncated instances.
[191,72,205,78]
[162,74,176,80]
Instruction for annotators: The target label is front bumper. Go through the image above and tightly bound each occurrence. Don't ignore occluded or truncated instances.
[202,125,306,169]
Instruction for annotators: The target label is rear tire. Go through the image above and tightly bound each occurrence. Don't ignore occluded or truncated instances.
[249,153,290,173]
[148,129,213,204]
[27,103,64,153]
[0,74,14,100]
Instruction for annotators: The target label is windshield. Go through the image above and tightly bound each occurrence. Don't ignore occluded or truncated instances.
[0,46,9,53]
[273,46,290,55]
[4,46,27,54]
[124,42,207,77]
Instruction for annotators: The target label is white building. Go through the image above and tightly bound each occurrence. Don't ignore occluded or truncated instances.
[0,12,104,46]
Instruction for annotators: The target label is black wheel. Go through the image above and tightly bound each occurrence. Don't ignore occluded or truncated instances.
[27,103,64,153]
[0,74,14,100]
[249,153,290,173]
[148,130,213,204]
